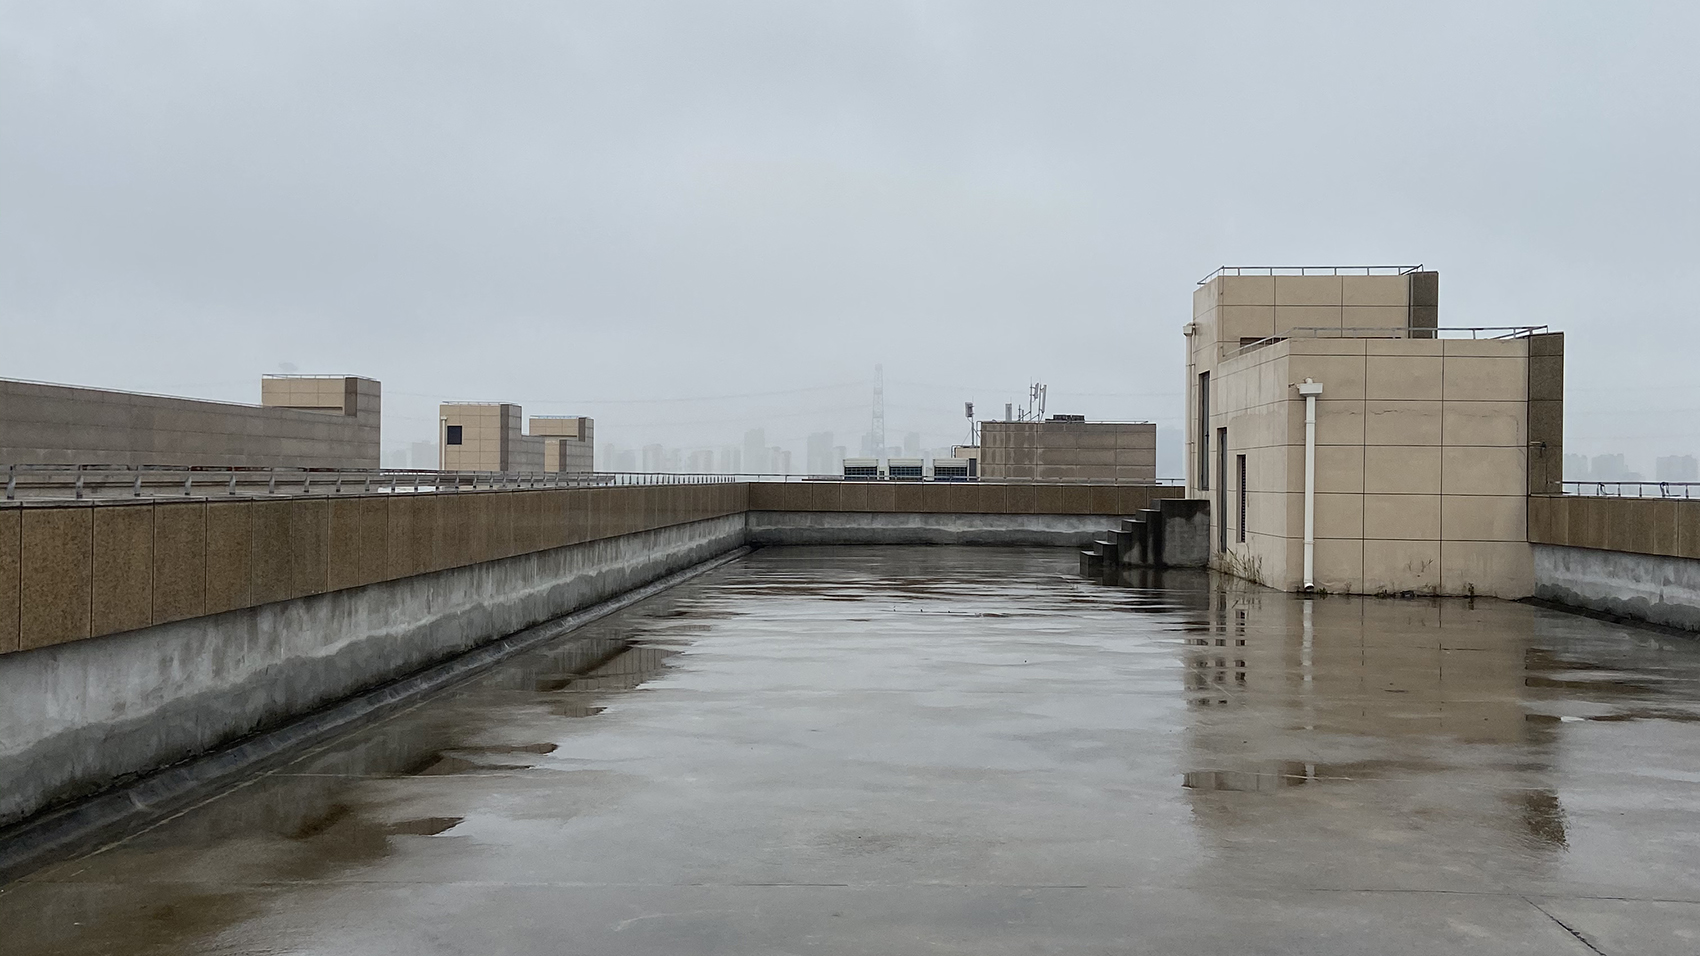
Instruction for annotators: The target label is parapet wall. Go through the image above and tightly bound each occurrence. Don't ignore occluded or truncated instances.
[1528,494,1700,630]
[0,483,749,656]
[746,480,1179,515]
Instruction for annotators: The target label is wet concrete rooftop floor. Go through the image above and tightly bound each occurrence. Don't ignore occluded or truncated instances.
[4,546,1700,954]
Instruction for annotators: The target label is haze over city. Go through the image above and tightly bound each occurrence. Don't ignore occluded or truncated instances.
[3,2,1697,476]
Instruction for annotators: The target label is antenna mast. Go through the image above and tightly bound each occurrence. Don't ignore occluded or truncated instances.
[872,364,885,457]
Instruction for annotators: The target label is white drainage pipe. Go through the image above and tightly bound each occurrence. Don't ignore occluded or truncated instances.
[1296,379,1324,592]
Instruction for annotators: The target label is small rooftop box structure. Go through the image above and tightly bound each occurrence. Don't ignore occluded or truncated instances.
[842,458,882,480]
[931,458,975,481]
[888,458,924,481]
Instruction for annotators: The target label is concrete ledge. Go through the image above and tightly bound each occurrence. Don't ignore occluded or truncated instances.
[748,511,1122,547]
[1534,543,1700,632]
[0,514,748,829]
[0,546,752,885]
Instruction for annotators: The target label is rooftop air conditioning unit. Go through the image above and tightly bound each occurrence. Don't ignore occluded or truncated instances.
[888,458,924,481]
[842,458,883,481]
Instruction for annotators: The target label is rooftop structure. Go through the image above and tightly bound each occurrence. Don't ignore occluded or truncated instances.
[1184,267,1563,597]
[439,404,594,474]
[0,374,380,469]
[978,419,1156,483]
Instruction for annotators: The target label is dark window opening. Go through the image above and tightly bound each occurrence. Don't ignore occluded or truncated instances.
[446,425,463,445]
[1216,427,1228,552]
[1197,371,1211,490]
[1236,454,1247,543]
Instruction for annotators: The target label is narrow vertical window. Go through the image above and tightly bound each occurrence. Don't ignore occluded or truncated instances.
[446,425,463,446]
[1197,371,1211,490]
[1236,454,1247,543]
[1216,427,1228,551]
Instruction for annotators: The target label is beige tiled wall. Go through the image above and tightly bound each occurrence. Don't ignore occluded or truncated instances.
[1200,335,1536,596]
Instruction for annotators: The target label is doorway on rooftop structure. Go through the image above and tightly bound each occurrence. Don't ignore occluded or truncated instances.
[1216,427,1227,551]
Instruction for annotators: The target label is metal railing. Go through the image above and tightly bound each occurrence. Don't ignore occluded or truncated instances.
[1199,265,1424,283]
[1229,325,1549,359]
[0,463,1185,502]
[1559,480,1700,499]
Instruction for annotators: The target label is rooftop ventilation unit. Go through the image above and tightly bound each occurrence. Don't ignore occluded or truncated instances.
[843,458,883,481]
[932,458,974,481]
[888,458,924,481]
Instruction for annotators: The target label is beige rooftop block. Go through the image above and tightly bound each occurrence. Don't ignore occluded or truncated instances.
[1341,275,1410,306]
[1192,284,1218,318]
[1312,444,1366,495]
[1275,304,1343,334]
[1312,537,1365,593]
[1274,275,1343,306]
[1365,445,1442,495]
[1442,445,1524,497]
[1439,540,1533,598]
[1314,492,1365,539]
[1311,400,1366,447]
[1441,356,1527,403]
[1218,305,1275,343]
[1441,401,1525,448]
[1364,538,1441,593]
[1288,351,1368,403]
[1440,494,1527,543]
[1365,354,1442,401]
[1341,305,1410,332]
[1365,400,1443,446]
[1218,275,1275,306]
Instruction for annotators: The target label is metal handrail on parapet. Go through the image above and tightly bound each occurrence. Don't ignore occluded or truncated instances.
[1228,325,1550,359]
[1198,265,1424,284]
[1559,480,1700,499]
[0,464,1187,502]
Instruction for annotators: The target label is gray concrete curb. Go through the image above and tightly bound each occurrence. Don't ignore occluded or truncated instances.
[0,546,753,886]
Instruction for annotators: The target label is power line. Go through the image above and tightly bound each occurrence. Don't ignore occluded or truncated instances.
[385,380,865,406]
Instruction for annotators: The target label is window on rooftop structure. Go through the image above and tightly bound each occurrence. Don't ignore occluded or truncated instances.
[1197,372,1210,490]
[446,425,463,445]
[1237,454,1247,543]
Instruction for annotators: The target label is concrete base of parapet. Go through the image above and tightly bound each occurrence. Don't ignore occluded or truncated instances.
[1534,543,1700,633]
[747,511,1118,547]
[0,514,749,832]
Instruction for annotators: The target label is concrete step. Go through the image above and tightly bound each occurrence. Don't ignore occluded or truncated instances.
[1094,538,1121,562]
[1079,549,1104,575]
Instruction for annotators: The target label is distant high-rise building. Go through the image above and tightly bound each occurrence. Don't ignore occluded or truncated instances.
[663,447,682,473]
[859,432,877,457]
[1564,453,1591,482]
[769,447,792,474]
[903,432,921,457]
[806,432,834,475]
[686,449,714,473]
[833,445,847,473]
[744,428,769,473]
[614,449,637,472]
[409,441,437,470]
[719,446,741,473]
[1657,455,1699,482]
[641,443,665,472]
[1591,454,1628,482]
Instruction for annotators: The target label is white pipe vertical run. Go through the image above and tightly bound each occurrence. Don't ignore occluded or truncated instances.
[1296,380,1324,591]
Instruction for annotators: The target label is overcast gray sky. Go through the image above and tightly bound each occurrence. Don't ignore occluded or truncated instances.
[3,1,1697,472]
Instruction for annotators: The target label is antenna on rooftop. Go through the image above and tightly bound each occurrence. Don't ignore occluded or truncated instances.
[871,364,885,458]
